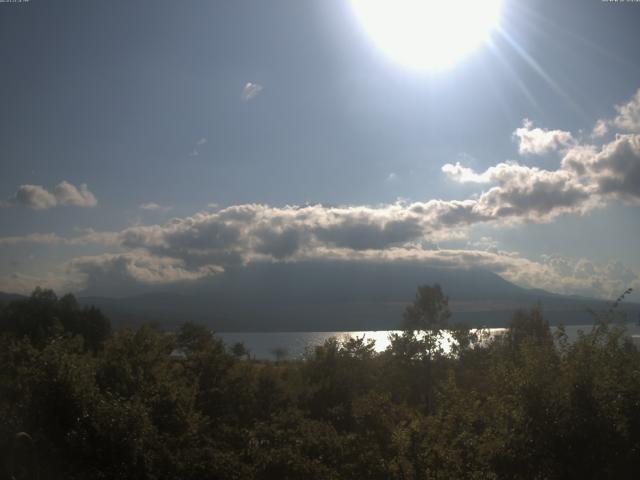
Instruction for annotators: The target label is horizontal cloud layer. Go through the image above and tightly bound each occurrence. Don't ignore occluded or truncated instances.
[4,89,640,299]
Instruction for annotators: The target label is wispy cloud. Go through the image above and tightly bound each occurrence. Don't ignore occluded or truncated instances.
[139,202,172,213]
[189,137,208,157]
[0,230,118,247]
[241,82,263,102]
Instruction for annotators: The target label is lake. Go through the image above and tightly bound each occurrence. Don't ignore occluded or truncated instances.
[218,324,640,360]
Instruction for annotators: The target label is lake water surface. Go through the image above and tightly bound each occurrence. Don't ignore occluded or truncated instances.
[218,324,640,360]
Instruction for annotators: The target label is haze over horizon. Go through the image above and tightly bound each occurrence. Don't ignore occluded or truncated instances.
[2,0,640,302]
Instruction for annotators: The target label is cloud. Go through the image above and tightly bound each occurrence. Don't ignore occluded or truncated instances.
[17,130,636,296]
[0,233,64,246]
[591,88,640,139]
[0,230,118,247]
[3,152,622,296]
[139,202,172,213]
[592,119,609,138]
[562,134,640,202]
[2,232,632,299]
[442,162,490,183]
[3,181,97,210]
[189,137,208,157]
[446,129,640,217]
[66,245,639,300]
[513,119,575,155]
[54,181,98,207]
[612,88,640,133]
[67,183,596,288]
[442,161,594,221]
[473,164,593,221]
[467,236,500,254]
[241,82,263,102]
[0,271,80,296]
[9,89,640,298]
[11,185,57,210]
[71,252,221,288]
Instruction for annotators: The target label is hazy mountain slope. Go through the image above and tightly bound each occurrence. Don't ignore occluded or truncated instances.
[0,292,27,305]
[75,262,639,331]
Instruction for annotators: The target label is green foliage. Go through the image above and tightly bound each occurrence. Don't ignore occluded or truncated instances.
[1,288,640,478]
[230,341,250,359]
[402,283,451,332]
[0,288,111,350]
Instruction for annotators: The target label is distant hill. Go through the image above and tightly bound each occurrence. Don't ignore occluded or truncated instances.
[71,262,640,331]
[0,292,26,305]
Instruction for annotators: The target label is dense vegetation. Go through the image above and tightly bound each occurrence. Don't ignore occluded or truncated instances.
[1,286,640,479]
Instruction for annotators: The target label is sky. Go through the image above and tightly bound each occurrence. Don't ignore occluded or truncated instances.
[1,0,640,300]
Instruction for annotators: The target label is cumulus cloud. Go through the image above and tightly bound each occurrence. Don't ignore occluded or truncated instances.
[442,162,489,183]
[3,181,97,210]
[116,203,429,266]
[562,134,640,202]
[612,88,640,132]
[11,185,57,210]
[474,165,593,221]
[592,119,609,138]
[447,129,640,216]
[47,150,614,290]
[591,88,640,138]
[54,181,98,207]
[241,82,263,102]
[442,161,594,221]
[513,119,575,155]
[71,252,221,288]
[65,185,597,291]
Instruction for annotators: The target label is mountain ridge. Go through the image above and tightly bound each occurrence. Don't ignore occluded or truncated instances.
[2,263,637,331]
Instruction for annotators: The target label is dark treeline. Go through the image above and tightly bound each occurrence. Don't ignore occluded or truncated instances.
[1,286,640,479]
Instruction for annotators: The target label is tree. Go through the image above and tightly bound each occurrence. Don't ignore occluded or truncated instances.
[0,289,110,351]
[230,342,250,359]
[271,347,289,362]
[390,284,453,412]
[176,321,215,353]
[402,284,451,332]
[507,305,552,349]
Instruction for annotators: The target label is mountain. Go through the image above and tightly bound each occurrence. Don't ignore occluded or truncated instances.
[0,292,26,305]
[71,262,639,331]
[2,262,636,331]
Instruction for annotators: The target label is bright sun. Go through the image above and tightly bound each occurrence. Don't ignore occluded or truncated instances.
[350,0,503,71]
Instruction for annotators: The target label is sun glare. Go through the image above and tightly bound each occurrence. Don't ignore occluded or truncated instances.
[351,0,503,71]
